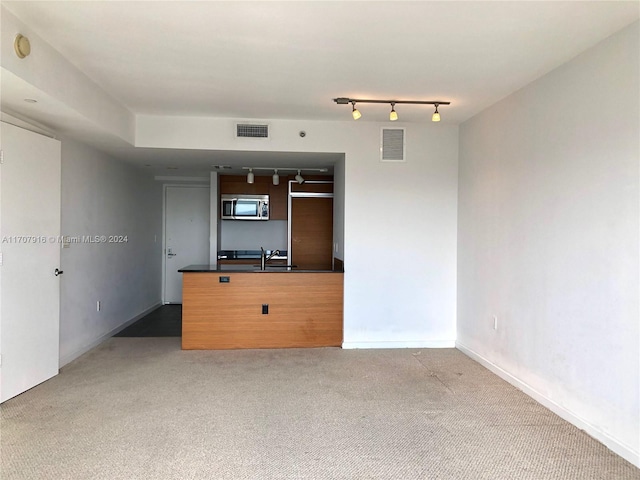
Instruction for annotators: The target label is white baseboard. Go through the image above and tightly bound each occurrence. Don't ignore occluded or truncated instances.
[342,340,455,349]
[456,341,640,468]
[59,302,162,368]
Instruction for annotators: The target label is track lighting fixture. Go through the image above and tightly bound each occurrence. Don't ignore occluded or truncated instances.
[351,101,361,120]
[389,102,398,121]
[432,103,441,122]
[334,97,450,122]
[240,167,328,183]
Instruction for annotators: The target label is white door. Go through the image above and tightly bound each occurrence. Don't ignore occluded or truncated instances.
[164,186,210,303]
[0,121,61,403]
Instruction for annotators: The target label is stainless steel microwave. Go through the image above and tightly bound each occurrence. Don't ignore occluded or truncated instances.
[221,194,269,220]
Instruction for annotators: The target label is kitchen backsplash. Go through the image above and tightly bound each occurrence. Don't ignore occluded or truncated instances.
[220,219,287,250]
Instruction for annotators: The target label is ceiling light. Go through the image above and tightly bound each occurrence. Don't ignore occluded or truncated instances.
[351,101,362,120]
[247,168,254,184]
[432,104,441,122]
[334,97,450,122]
[389,103,398,121]
[295,170,305,184]
[272,169,280,186]
[14,34,31,59]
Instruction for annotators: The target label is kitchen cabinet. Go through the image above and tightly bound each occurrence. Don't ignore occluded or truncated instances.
[268,179,288,220]
[291,197,333,270]
[219,175,288,220]
[181,270,343,349]
[219,175,270,195]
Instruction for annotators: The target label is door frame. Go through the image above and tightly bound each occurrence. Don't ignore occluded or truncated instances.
[161,184,211,304]
[287,180,334,269]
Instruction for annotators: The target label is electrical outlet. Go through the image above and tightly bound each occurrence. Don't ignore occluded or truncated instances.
[493,315,498,330]
[97,301,101,312]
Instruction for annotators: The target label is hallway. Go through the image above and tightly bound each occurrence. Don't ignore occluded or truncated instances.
[115,305,182,337]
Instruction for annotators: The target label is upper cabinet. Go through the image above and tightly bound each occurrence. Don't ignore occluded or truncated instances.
[219,175,288,220]
[269,181,288,220]
[219,175,270,196]
[218,174,333,221]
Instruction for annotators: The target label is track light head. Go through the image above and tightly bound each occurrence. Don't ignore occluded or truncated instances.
[432,103,441,122]
[295,169,305,184]
[247,168,254,184]
[351,101,361,120]
[389,102,398,121]
[272,169,280,186]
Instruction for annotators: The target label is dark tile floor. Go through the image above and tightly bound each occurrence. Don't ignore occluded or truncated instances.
[115,304,182,337]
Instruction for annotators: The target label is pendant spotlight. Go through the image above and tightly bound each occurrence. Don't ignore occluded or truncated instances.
[351,101,362,120]
[272,169,280,186]
[247,168,254,184]
[432,103,441,122]
[295,170,305,184]
[389,102,398,121]
[334,97,450,122]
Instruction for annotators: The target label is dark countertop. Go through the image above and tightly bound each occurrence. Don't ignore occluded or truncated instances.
[218,250,288,260]
[179,264,342,273]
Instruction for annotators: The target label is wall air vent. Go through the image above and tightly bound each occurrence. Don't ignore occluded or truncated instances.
[236,123,269,138]
[380,128,405,162]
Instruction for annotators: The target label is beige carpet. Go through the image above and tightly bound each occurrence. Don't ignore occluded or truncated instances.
[1,338,638,479]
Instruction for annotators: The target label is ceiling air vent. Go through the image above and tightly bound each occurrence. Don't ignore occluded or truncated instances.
[236,123,269,138]
[380,128,406,162]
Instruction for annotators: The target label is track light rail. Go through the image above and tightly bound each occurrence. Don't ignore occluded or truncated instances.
[334,97,450,106]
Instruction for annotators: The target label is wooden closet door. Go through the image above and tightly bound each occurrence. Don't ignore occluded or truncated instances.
[291,197,333,270]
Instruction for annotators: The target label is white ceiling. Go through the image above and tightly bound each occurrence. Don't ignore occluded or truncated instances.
[2,1,639,173]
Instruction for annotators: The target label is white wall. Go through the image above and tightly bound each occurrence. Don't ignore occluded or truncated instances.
[209,172,218,265]
[220,220,287,251]
[1,7,135,144]
[59,137,163,366]
[457,22,639,465]
[332,156,345,262]
[342,125,458,348]
[137,117,460,348]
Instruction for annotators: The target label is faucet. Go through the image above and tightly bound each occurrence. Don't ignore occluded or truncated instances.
[260,247,280,270]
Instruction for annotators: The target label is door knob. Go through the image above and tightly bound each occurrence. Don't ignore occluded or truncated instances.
[168,253,177,257]
[54,268,64,276]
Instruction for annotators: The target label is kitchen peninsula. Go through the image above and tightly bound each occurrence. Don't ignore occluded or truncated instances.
[179,264,343,350]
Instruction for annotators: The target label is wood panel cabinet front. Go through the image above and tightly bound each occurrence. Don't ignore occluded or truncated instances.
[219,175,288,220]
[219,175,270,195]
[291,197,334,270]
[269,179,288,220]
[182,272,343,350]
